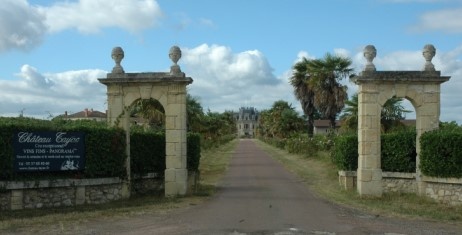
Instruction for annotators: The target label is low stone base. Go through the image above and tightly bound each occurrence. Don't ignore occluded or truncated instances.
[339,171,462,205]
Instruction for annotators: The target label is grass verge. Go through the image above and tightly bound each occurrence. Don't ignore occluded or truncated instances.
[254,139,462,224]
[0,139,238,233]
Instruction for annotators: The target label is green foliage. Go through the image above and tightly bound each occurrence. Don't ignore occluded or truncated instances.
[130,131,201,174]
[330,130,416,172]
[0,117,126,180]
[439,121,462,133]
[330,134,358,171]
[130,129,203,174]
[381,130,416,172]
[130,130,166,176]
[187,133,201,171]
[285,134,319,156]
[84,128,126,178]
[258,100,306,139]
[420,129,462,178]
[201,134,235,150]
[340,93,412,133]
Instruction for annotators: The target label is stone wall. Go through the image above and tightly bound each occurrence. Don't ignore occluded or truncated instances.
[0,175,165,211]
[381,172,417,194]
[0,192,10,210]
[23,187,76,209]
[132,173,164,194]
[339,171,462,205]
[423,176,462,205]
[86,184,122,205]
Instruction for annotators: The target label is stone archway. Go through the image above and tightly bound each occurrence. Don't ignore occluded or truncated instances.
[352,44,450,197]
[99,46,193,197]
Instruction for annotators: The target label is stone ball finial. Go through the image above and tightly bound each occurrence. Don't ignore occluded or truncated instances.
[111,46,125,74]
[169,46,183,75]
[363,45,377,72]
[423,44,436,71]
[169,46,182,65]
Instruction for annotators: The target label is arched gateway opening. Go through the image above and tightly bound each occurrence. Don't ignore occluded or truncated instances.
[352,44,450,197]
[99,46,193,197]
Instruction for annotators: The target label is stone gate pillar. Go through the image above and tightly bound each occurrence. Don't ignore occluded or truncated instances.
[352,44,450,197]
[99,46,193,197]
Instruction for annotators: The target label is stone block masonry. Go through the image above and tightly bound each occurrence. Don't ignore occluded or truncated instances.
[0,171,200,211]
[339,171,462,205]
[0,178,124,210]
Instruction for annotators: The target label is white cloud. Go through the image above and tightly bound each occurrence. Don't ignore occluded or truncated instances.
[413,7,462,33]
[38,0,163,34]
[181,44,291,112]
[0,0,47,52]
[0,65,107,118]
[0,0,162,53]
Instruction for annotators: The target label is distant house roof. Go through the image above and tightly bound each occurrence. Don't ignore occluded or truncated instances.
[65,108,107,118]
[313,120,342,128]
[400,119,416,126]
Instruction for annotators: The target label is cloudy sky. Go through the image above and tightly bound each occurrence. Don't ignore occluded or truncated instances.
[1,0,462,123]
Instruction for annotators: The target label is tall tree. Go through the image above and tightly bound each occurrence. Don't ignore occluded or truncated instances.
[339,93,359,131]
[186,94,205,132]
[381,97,412,132]
[340,93,412,132]
[290,58,316,137]
[257,100,305,139]
[307,53,352,129]
[130,98,165,130]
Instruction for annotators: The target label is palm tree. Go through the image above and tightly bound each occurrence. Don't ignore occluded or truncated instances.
[130,98,165,130]
[307,53,352,129]
[340,93,359,131]
[381,97,412,132]
[340,93,412,132]
[290,58,316,137]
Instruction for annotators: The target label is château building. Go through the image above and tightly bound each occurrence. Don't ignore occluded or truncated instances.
[233,107,259,138]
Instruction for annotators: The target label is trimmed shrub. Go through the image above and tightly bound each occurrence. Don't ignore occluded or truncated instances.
[420,130,462,178]
[130,131,166,176]
[0,117,202,181]
[130,131,201,176]
[381,130,416,172]
[187,133,201,171]
[331,130,416,173]
[331,135,358,171]
[0,118,126,180]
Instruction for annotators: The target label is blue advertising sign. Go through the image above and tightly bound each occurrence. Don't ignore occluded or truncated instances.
[13,132,85,172]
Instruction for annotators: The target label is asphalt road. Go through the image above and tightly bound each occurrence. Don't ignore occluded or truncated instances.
[11,139,461,235]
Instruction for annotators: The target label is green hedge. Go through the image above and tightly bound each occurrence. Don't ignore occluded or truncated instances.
[187,133,201,171]
[381,130,416,172]
[331,130,416,172]
[130,131,166,176]
[331,135,358,171]
[130,131,202,175]
[420,130,462,178]
[1,117,203,181]
[0,118,126,180]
